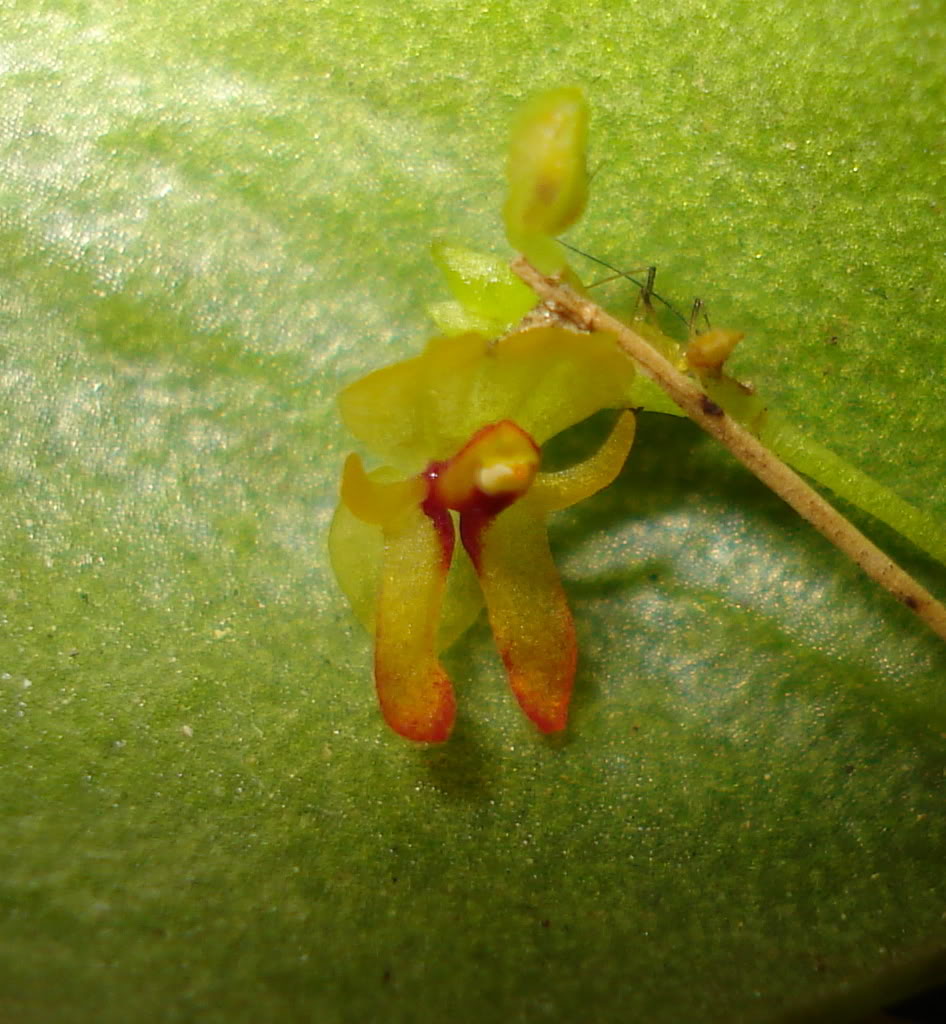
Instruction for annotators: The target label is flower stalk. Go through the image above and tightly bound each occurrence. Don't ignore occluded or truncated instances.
[511,255,946,644]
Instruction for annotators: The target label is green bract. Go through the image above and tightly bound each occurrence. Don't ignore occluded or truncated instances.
[428,241,537,335]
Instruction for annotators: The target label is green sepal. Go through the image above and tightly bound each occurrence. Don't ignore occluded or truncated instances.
[338,326,637,470]
[431,241,537,334]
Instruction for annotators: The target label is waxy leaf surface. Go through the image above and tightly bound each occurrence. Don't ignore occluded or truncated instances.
[2,3,945,1024]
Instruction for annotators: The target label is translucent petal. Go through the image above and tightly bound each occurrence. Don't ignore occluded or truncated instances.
[425,299,493,336]
[431,240,536,331]
[461,493,576,733]
[337,351,435,473]
[373,501,456,742]
[533,410,636,512]
[420,326,636,457]
[329,467,483,647]
[339,326,636,467]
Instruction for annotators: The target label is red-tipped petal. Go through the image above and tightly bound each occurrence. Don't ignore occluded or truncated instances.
[374,501,456,742]
[462,494,576,732]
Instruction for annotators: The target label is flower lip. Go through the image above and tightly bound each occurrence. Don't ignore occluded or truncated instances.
[427,420,540,514]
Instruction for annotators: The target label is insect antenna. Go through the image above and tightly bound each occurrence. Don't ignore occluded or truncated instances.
[558,239,690,329]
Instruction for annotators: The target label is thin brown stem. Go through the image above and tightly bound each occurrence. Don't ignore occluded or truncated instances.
[511,255,946,644]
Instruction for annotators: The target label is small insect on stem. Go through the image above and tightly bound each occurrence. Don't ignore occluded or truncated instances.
[557,239,690,329]
[511,255,946,645]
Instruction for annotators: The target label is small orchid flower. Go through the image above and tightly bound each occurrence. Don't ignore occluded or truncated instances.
[331,77,946,745]
[330,327,637,742]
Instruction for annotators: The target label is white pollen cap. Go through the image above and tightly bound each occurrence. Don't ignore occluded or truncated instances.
[476,461,530,495]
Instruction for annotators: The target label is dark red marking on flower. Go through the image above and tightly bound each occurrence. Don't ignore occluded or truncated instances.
[420,470,455,573]
[423,420,541,568]
[457,498,515,572]
[459,505,488,572]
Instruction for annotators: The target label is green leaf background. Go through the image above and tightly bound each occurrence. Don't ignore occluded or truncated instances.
[2,2,944,1022]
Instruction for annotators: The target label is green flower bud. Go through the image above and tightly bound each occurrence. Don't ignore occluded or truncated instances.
[503,87,589,273]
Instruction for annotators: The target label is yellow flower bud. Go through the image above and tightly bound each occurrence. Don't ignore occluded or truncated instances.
[503,87,589,273]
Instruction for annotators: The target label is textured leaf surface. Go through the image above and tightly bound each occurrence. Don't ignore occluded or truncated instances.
[2,3,945,1023]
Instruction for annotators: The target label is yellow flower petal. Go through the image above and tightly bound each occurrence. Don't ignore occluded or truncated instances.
[329,462,483,646]
[374,500,456,743]
[339,326,635,468]
[337,351,437,473]
[421,326,636,456]
[532,410,636,512]
[461,493,576,733]
[339,453,426,526]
